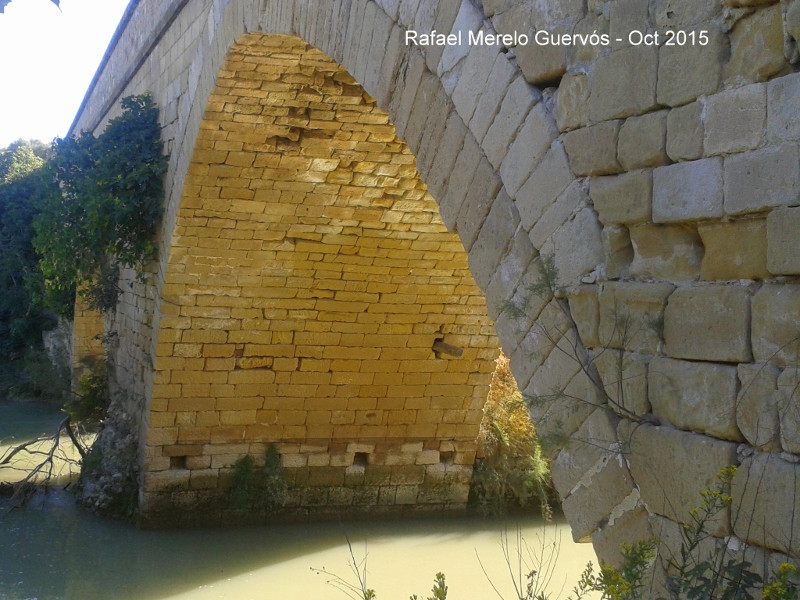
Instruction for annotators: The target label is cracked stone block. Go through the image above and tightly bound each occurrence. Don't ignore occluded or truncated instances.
[664,285,752,363]
[621,421,737,537]
[648,356,742,441]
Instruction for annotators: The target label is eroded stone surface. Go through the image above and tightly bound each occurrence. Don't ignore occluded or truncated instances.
[664,285,752,363]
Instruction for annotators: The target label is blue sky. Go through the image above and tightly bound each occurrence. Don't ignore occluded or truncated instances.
[0,0,129,147]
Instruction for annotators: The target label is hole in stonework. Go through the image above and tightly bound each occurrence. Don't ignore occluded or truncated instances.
[538,74,565,90]
[440,451,454,465]
[353,452,369,468]
[170,455,187,470]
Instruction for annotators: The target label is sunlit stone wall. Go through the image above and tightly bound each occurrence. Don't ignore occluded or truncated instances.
[70,0,800,587]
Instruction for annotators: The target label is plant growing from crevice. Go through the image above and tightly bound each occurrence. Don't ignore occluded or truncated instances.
[230,444,287,511]
[63,359,109,425]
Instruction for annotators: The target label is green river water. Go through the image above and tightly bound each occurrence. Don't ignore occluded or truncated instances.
[0,401,598,600]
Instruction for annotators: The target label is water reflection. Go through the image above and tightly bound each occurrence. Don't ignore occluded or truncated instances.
[0,399,598,600]
[1,491,597,600]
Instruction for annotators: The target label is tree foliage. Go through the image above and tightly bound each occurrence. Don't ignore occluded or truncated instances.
[471,353,553,517]
[0,95,165,366]
[0,143,57,359]
[33,94,166,316]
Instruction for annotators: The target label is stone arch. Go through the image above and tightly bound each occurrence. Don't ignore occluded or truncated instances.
[129,0,595,525]
[144,33,501,521]
[70,0,800,579]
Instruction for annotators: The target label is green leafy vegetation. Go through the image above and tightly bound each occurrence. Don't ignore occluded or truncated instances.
[0,95,165,394]
[34,94,166,317]
[230,444,288,511]
[63,360,109,424]
[470,353,553,517]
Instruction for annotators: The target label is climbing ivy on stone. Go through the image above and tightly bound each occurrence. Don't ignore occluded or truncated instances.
[34,94,167,317]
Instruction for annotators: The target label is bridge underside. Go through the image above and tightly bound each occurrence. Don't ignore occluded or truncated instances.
[140,34,498,523]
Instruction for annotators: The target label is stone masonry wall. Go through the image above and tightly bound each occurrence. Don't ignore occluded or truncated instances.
[69,0,800,587]
[139,34,497,522]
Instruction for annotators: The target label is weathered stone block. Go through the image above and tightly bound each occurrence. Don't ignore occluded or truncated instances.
[777,369,800,455]
[617,111,668,171]
[590,46,658,122]
[451,39,500,125]
[482,76,540,169]
[467,189,518,289]
[737,363,782,451]
[562,121,622,177]
[590,170,652,225]
[599,281,675,354]
[516,142,574,230]
[555,72,589,132]
[666,101,704,161]
[648,356,742,441]
[456,157,503,251]
[529,180,584,250]
[653,0,721,29]
[568,284,600,348]
[424,1,461,73]
[621,421,737,537]
[657,27,726,106]
[767,73,800,141]
[594,350,650,418]
[468,53,517,143]
[515,33,567,85]
[751,284,800,366]
[653,158,724,223]
[698,219,769,280]
[767,206,800,275]
[500,103,558,196]
[724,144,800,215]
[568,11,610,64]
[732,454,800,554]
[609,0,651,50]
[438,131,481,230]
[602,224,634,280]
[629,223,703,281]
[425,111,467,200]
[705,84,767,155]
[540,207,604,287]
[787,0,800,50]
[592,507,654,569]
[485,230,535,320]
[496,260,553,359]
[648,513,723,593]
[510,302,580,400]
[438,1,483,76]
[562,455,635,542]
[664,285,752,363]
[552,407,620,498]
[725,4,787,83]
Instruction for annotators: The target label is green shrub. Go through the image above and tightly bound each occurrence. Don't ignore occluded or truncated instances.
[230,444,287,510]
[470,353,552,517]
[34,94,166,317]
[63,362,109,425]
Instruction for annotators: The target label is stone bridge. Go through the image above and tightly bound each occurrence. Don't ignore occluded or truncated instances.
[71,0,800,583]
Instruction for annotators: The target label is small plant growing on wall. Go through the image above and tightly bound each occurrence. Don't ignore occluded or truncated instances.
[230,444,288,511]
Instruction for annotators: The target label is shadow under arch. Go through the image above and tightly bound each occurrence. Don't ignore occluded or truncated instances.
[141,32,503,525]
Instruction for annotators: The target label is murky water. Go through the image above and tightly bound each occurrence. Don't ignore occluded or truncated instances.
[0,401,599,600]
